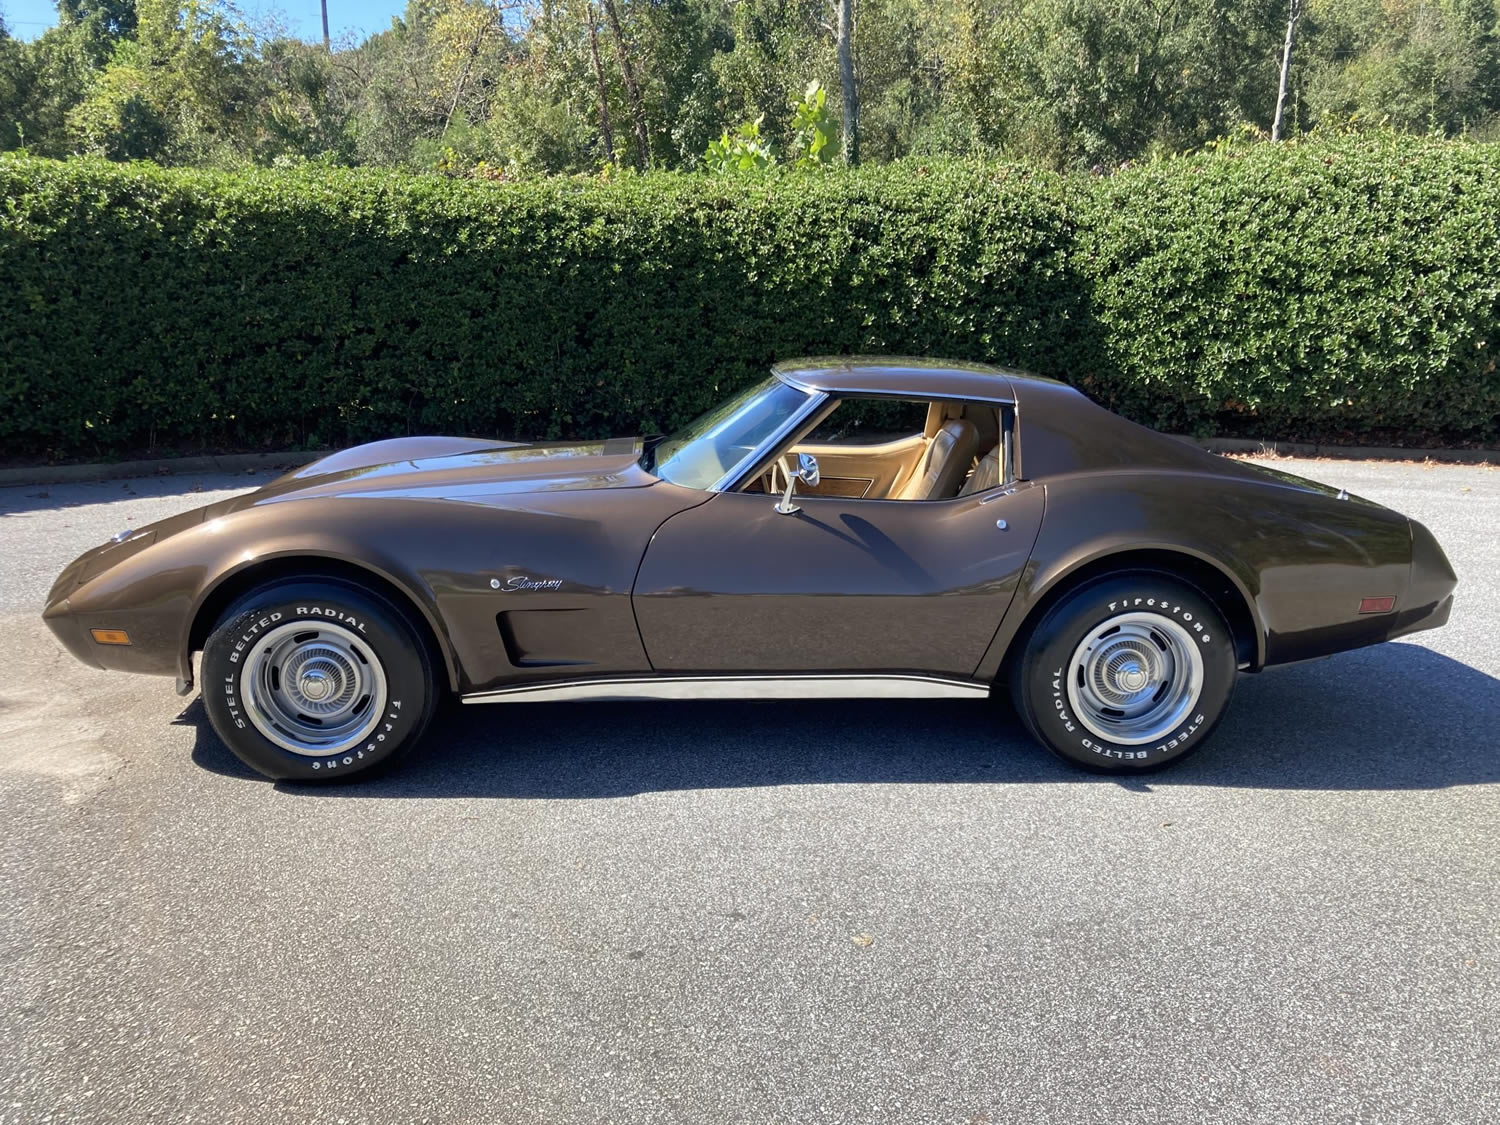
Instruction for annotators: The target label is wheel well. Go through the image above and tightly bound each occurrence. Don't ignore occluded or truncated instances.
[1003,549,1260,674]
[188,557,455,690]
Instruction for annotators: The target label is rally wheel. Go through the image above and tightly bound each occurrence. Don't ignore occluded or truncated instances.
[1010,574,1237,772]
[201,579,439,782]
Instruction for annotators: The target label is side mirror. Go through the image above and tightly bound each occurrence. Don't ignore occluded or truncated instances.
[775,453,820,514]
[796,452,820,488]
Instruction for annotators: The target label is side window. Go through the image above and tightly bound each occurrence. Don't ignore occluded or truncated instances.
[775,397,1005,502]
[955,404,1012,497]
[800,399,929,446]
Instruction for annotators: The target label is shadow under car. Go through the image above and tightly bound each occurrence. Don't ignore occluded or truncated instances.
[179,641,1500,797]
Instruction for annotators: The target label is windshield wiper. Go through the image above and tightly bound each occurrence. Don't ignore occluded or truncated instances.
[639,434,666,473]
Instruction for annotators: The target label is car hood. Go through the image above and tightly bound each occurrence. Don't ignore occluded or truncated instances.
[237,435,656,509]
[47,436,660,600]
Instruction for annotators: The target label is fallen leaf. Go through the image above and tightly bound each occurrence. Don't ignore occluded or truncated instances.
[851,933,874,948]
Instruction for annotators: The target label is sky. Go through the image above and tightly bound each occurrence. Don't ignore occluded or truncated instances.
[1,0,408,43]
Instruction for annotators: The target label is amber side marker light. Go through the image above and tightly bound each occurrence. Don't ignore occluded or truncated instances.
[90,628,132,645]
[1358,597,1397,615]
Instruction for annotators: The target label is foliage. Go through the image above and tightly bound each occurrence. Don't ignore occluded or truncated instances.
[703,79,835,172]
[983,0,1289,168]
[63,0,265,165]
[1299,0,1500,136]
[0,152,1077,457]
[2,134,1498,461]
[703,114,776,171]
[6,1,1500,173]
[1072,132,1500,441]
[790,79,834,165]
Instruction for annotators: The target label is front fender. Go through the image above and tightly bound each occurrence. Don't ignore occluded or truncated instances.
[52,498,462,687]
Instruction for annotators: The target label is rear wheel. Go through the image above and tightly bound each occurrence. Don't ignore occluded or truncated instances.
[201,580,439,782]
[1010,574,1237,772]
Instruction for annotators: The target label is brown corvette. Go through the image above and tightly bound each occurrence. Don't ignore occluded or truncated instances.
[43,358,1456,781]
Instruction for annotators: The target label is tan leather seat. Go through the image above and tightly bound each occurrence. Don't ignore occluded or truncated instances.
[894,418,979,500]
[960,446,1002,496]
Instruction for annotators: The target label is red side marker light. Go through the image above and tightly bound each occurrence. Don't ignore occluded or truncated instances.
[1358,597,1396,615]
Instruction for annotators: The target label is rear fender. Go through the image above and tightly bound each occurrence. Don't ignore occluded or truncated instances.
[974,472,1410,680]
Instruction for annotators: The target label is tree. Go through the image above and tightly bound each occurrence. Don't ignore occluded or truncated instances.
[583,1,616,161]
[0,19,98,156]
[431,0,506,130]
[58,0,139,43]
[66,0,265,163]
[260,37,363,162]
[975,0,1286,168]
[1300,0,1500,136]
[712,1,832,155]
[835,0,858,162]
[6,0,1500,171]
[0,14,20,149]
[1272,0,1306,140]
[599,0,649,166]
[631,0,726,166]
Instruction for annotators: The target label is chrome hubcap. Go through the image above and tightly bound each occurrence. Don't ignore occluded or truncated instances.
[1066,612,1204,746]
[299,670,332,701]
[241,621,386,756]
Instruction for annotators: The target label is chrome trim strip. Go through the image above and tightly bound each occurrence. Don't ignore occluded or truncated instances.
[770,363,1018,406]
[708,388,831,493]
[461,674,991,705]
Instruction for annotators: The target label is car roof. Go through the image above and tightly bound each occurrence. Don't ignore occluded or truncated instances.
[770,356,1069,404]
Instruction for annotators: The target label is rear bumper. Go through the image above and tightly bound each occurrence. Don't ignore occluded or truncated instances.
[1388,591,1454,642]
[1390,518,1458,642]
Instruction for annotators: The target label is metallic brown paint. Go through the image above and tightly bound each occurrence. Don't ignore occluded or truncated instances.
[633,482,1045,676]
[43,358,1456,708]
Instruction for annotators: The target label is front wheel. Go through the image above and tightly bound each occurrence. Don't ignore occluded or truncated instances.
[1010,574,1237,772]
[201,580,439,781]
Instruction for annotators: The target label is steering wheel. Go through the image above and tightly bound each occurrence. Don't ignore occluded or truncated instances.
[764,456,788,496]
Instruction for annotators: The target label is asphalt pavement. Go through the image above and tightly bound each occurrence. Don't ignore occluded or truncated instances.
[1,459,1497,1125]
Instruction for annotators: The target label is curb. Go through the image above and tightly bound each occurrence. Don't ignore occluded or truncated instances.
[0,450,334,489]
[1173,436,1500,466]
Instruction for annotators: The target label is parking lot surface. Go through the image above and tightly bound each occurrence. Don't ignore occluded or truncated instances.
[1,458,1497,1125]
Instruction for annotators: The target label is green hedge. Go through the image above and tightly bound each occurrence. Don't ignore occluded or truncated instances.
[1075,137,1500,442]
[2,135,1498,461]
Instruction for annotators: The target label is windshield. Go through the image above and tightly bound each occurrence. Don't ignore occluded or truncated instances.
[650,375,814,491]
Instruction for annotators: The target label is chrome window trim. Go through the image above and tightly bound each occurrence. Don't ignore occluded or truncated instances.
[769,365,1017,407]
[1001,403,1017,486]
[462,673,991,705]
[709,368,1023,495]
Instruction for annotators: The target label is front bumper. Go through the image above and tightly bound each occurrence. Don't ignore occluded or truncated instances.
[42,539,183,680]
[41,597,102,669]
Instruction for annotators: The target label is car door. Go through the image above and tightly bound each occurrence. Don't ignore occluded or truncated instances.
[630,482,1045,678]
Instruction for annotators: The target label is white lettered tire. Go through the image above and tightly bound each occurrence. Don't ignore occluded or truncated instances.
[201,580,439,782]
[1010,574,1237,772]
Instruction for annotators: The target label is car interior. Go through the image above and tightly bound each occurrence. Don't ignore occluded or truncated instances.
[748,398,1012,502]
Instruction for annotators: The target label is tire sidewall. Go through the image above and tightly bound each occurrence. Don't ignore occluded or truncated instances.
[202,583,432,782]
[1022,576,1237,771]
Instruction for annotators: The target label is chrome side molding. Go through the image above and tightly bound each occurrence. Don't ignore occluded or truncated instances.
[461,673,991,705]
